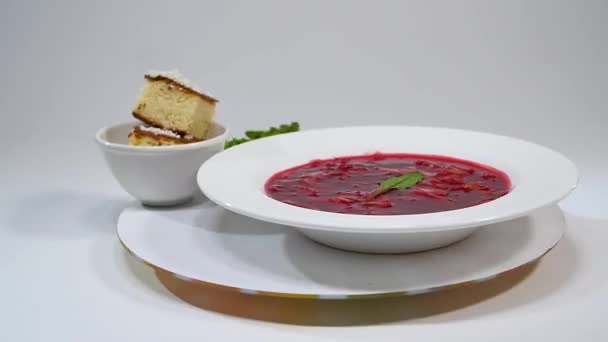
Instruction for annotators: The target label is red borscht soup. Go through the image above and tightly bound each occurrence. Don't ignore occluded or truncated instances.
[264,153,510,215]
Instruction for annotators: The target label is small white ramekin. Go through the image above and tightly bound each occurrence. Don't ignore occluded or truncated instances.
[96,121,228,206]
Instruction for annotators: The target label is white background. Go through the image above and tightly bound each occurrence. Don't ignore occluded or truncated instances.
[1,0,607,340]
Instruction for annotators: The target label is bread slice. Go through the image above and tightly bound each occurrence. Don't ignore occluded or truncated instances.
[132,70,218,140]
[128,125,199,146]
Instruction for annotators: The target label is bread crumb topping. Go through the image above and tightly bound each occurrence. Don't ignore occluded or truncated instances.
[137,125,181,138]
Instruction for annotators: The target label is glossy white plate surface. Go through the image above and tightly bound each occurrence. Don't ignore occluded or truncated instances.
[198,126,577,234]
[117,201,565,298]
[197,126,576,252]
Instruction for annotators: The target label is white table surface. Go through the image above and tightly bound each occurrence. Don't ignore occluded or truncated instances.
[2,0,607,340]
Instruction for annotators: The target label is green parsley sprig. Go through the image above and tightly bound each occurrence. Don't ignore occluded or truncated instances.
[225,122,300,149]
[369,171,425,198]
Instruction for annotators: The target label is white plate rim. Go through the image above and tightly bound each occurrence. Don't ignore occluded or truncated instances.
[116,203,565,299]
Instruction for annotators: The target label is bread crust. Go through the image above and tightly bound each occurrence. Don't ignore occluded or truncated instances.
[128,125,200,145]
[144,75,219,104]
